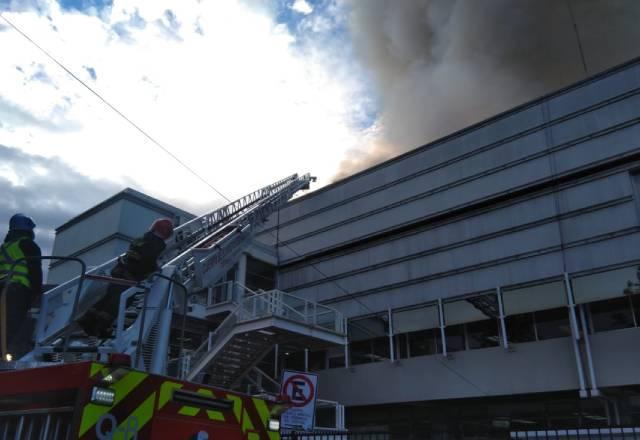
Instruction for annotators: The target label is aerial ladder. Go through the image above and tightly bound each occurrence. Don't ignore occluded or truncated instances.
[0,173,348,439]
[23,173,320,370]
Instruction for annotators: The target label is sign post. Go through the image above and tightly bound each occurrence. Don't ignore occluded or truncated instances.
[280,370,319,431]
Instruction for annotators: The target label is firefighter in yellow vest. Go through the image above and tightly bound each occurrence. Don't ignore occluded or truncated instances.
[0,213,42,360]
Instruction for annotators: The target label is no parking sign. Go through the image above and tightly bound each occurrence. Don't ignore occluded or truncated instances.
[280,370,318,431]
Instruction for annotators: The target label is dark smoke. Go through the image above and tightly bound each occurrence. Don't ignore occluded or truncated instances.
[333,0,640,180]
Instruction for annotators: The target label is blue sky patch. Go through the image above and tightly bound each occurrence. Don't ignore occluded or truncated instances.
[83,66,97,80]
[57,0,112,13]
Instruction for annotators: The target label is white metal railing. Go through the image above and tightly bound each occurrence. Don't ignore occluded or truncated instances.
[182,288,344,380]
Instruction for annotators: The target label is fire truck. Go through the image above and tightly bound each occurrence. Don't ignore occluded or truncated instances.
[0,174,347,439]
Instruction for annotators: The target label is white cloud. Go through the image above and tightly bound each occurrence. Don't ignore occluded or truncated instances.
[290,0,313,15]
[0,0,371,217]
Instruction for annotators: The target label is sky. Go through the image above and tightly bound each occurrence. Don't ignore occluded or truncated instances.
[0,0,377,257]
[1,0,639,263]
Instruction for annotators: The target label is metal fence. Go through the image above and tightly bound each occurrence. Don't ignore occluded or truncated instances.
[281,431,390,440]
[511,427,640,439]
[0,407,75,440]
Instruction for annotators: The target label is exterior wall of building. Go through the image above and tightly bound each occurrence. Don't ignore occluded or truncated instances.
[47,190,194,285]
[256,59,640,409]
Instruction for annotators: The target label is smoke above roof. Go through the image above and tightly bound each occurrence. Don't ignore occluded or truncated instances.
[333,0,640,180]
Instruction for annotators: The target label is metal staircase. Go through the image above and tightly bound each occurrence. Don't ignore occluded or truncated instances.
[24,173,342,380]
[181,284,346,389]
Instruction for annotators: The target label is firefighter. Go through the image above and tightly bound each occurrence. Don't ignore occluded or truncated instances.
[78,218,174,337]
[0,213,42,360]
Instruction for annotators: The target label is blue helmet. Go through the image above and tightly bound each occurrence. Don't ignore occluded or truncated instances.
[9,213,36,231]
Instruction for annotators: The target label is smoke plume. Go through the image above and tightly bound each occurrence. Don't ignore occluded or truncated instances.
[334,0,640,180]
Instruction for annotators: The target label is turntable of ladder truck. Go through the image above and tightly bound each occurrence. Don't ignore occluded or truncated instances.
[0,174,316,439]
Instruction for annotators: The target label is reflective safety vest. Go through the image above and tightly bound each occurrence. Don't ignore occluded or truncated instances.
[0,238,31,288]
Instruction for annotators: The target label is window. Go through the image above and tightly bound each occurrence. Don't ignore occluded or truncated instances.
[535,308,571,340]
[505,313,536,343]
[572,266,637,304]
[407,328,440,357]
[444,292,499,351]
[467,319,500,349]
[245,256,276,291]
[445,324,465,352]
[393,304,441,358]
[328,356,345,369]
[573,266,640,333]
[503,280,568,343]
[348,314,389,365]
[590,296,636,332]
[309,350,327,371]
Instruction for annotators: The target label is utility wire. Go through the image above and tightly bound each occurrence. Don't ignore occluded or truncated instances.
[0,12,378,319]
[566,0,589,77]
[0,12,229,203]
[4,13,489,388]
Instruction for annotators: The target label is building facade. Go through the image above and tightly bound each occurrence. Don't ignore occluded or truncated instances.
[254,58,640,436]
[47,188,194,285]
[46,58,640,438]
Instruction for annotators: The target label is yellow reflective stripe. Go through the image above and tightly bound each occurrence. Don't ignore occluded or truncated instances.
[89,363,103,378]
[115,392,156,440]
[197,389,225,422]
[78,371,148,437]
[253,398,280,440]
[226,394,242,423]
[242,408,255,433]
[176,389,226,421]
[158,381,183,410]
[178,406,200,416]
[0,239,30,288]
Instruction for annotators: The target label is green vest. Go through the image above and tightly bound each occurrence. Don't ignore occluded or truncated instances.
[0,238,31,288]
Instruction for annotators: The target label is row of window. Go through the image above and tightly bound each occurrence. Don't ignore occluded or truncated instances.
[301,265,640,370]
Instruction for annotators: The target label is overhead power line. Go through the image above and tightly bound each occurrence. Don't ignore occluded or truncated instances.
[3,13,488,389]
[0,12,378,319]
[0,12,229,203]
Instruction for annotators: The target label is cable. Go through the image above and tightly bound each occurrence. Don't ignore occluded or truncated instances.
[566,0,589,77]
[0,13,230,203]
[0,12,380,322]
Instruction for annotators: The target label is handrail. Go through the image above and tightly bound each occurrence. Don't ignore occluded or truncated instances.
[1,256,87,360]
[183,287,344,379]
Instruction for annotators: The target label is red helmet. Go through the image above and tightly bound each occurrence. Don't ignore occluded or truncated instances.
[150,218,174,240]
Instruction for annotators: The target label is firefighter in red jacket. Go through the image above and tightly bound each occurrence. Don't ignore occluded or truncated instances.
[0,213,42,360]
[78,218,174,337]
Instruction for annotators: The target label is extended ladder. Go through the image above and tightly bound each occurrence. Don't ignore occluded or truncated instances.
[26,174,315,374]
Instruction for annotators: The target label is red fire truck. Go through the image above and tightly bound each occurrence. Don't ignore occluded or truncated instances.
[0,355,287,439]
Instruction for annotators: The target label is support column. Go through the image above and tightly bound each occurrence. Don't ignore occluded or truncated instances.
[438,299,448,357]
[497,287,509,350]
[565,272,588,398]
[234,253,247,300]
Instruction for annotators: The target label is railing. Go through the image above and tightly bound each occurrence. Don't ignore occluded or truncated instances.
[182,288,344,380]
[281,431,389,440]
[0,407,75,440]
[510,427,640,439]
[164,174,304,262]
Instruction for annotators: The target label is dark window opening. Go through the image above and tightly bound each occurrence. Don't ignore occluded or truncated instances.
[245,256,276,292]
[589,296,635,332]
[407,328,440,357]
[506,313,536,343]
[535,308,571,340]
[467,319,500,349]
[445,324,465,352]
[328,356,345,369]
[309,350,327,371]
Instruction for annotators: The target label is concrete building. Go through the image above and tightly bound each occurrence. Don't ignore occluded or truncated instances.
[253,57,640,437]
[47,57,640,438]
[47,187,194,285]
